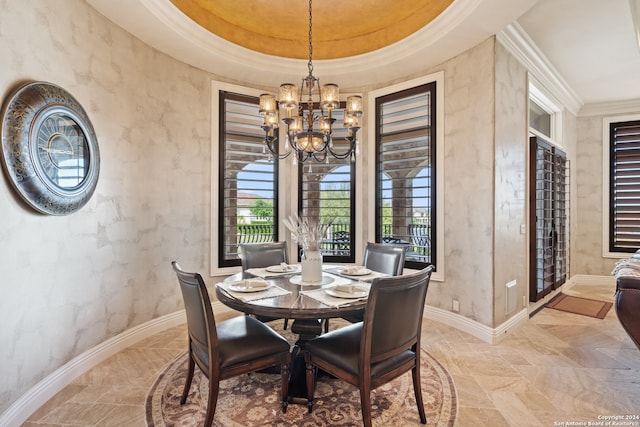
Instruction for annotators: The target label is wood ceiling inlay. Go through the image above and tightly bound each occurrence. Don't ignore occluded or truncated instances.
[169,0,454,59]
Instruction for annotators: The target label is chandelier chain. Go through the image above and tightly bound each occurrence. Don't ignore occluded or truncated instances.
[308,0,313,77]
[258,0,362,163]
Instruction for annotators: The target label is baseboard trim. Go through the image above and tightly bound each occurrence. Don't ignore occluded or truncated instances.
[0,310,187,427]
[424,305,528,345]
[492,308,529,344]
[8,278,606,426]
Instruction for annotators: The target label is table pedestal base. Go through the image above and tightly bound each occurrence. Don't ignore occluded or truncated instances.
[287,318,323,404]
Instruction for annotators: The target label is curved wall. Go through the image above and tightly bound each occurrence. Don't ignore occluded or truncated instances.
[0,0,211,414]
[0,0,556,418]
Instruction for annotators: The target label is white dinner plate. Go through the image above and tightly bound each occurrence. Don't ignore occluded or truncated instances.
[339,267,371,276]
[265,264,298,273]
[325,286,369,299]
[227,279,272,293]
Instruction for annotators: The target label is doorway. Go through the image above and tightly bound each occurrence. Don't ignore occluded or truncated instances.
[529,136,569,302]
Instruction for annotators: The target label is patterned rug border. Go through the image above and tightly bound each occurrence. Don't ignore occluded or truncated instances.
[146,346,457,427]
[428,349,458,427]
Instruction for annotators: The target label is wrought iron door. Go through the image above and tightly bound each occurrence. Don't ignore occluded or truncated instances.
[529,136,569,302]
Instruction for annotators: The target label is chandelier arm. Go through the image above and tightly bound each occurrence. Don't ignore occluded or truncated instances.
[300,150,312,163]
[313,148,328,163]
[326,134,358,159]
[263,133,293,160]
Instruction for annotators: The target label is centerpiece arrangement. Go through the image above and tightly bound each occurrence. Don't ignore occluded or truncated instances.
[283,214,332,284]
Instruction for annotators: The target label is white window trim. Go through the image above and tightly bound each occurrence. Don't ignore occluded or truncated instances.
[366,71,445,282]
[529,75,564,148]
[602,113,640,258]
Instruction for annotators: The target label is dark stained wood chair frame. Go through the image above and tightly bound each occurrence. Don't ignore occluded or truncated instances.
[172,261,291,426]
[340,241,407,324]
[304,266,434,427]
[239,241,291,329]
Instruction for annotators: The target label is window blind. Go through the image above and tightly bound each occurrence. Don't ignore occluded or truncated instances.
[375,83,436,270]
[299,107,355,262]
[610,120,640,252]
[219,91,278,267]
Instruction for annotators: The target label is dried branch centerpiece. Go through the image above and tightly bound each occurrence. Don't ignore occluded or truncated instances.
[283,214,332,284]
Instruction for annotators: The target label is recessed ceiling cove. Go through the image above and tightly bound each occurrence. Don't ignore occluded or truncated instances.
[169,0,454,59]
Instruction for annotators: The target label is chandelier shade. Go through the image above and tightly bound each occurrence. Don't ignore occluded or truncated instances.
[259,0,363,163]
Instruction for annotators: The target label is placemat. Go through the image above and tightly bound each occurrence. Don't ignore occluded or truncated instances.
[245,265,300,278]
[301,281,371,307]
[216,281,291,302]
[323,266,388,281]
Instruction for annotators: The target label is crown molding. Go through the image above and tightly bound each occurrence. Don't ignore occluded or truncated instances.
[128,0,485,89]
[497,22,583,115]
[578,98,640,117]
[88,0,535,91]
[498,22,640,118]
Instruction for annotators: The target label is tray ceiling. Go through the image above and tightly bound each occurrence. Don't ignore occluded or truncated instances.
[168,0,454,59]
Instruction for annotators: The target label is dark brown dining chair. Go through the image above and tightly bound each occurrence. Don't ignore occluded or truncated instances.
[341,242,407,324]
[305,266,434,427]
[239,241,291,328]
[239,241,289,271]
[171,261,291,426]
[362,241,406,276]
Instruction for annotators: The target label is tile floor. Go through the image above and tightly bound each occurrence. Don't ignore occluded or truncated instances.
[23,280,640,426]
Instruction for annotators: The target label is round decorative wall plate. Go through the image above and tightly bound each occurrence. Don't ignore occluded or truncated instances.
[0,81,100,215]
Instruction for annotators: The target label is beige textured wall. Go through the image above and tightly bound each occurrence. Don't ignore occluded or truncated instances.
[574,115,619,275]
[563,110,579,279]
[0,0,552,416]
[425,38,497,326]
[0,0,211,413]
[493,42,528,325]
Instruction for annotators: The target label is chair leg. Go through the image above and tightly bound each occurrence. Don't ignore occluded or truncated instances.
[283,318,289,330]
[323,318,329,333]
[412,364,427,424]
[203,378,220,427]
[280,358,290,413]
[280,353,291,414]
[304,354,315,413]
[180,354,195,404]
[359,385,373,427]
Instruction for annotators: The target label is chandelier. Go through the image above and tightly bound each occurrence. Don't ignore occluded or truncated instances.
[259,0,363,163]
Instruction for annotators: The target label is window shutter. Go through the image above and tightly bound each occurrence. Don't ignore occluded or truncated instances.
[610,120,640,252]
[219,92,278,267]
[375,83,436,270]
[299,107,355,262]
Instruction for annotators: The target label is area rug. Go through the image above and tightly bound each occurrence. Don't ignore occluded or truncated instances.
[145,322,457,427]
[545,293,612,319]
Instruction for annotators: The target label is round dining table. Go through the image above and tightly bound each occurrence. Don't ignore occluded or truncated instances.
[215,266,374,404]
[216,270,367,327]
